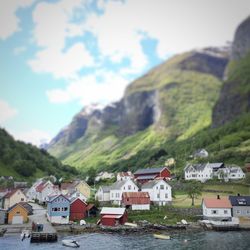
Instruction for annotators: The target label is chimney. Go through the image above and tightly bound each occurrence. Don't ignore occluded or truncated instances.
[217,195,220,200]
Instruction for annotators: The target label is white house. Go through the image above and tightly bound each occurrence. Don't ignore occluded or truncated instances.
[36,181,57,204]
[116,171,134,181]
[202,196,232,220]
[95,186,111,202]
[184,163,213,182]
[141,179,172,206]
[95,172,115,182]
[193,149,209,159]
[110,180,139,205]
[26,179,43,201]
[227,166,245,180]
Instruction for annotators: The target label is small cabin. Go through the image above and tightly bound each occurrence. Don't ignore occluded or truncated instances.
[100,207,127,226]
[70,198,88,221]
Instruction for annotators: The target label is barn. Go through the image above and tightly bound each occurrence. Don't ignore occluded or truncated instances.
[134,167,171,184]
[122,192,150,210]
[70,198,88,221]
[100,207,127,226]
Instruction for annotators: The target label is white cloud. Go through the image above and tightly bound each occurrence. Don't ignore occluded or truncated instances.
[0,100,18,125]
[13,46,27,55]
[14,129,52,147]
[0,0,35,40]
[29,43,94,79]
[46,71,129,106]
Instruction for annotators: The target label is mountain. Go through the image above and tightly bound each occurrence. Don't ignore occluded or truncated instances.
[0,128,78,180]
[48,16,250,175]
[212,16,250,127]
[47,47,229,172]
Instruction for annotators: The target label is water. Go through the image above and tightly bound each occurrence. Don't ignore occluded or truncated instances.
[0,231,250,250]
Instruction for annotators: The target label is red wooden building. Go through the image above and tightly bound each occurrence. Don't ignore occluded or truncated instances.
[134,167,171,184]
[100,207,127,226]
[122,192,150,210]
[70,198,87,221]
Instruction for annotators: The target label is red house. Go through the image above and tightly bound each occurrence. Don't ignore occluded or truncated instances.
[134,167,171,184]
[100,207,127,226]
[70,198,88,221]
[122,192,150,210]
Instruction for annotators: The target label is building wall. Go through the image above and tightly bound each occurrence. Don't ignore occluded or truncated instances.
[47,196,70,218]
[202,203,231,219]
[185,166,213,182]
[70,199,87,221]
[4,190,27,210]
[8,205,28,224]
[0,210,6,224]
[47,214,69,224]
[76,182,91,199]
[95,189,110,202]
[232,206,250,217]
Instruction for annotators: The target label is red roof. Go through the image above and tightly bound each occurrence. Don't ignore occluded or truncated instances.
[86,204,94,211]
[4,189,19,198]
[122,192,149,198]
[36,182,46,192]
[203,197,232,208]
[61,182,74,190]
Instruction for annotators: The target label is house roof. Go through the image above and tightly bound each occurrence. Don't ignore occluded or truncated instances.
[110,180,137,190]
[122,192,149,198]
[136,174,157,180]
[102,214,122,219]
[48,194,70,203]
[19,202,33,214]
[86,204,98,211]
[207,163,224,169]
[101,186,111,193]
[7,203,29,213]
[184,163,207,172]
[70,197,87,205]
[203,197,232,208]
[134,167,166,175]
[118,172,133,177]
[229,196,250,206]
[3,189,21,198]
[35,182,47,192]
[61,182,75,190]
[141,179,169,189]
[100,207,125,215]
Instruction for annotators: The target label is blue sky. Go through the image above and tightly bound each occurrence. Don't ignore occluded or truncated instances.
[0,0,250,146]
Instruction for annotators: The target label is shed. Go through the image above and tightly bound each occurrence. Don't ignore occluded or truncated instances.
[7,203,29,224]
[100,207,127,226]
[86,204,99,217]
[229,195,250,217]
[122,192,150,210]
[70,198,88,221]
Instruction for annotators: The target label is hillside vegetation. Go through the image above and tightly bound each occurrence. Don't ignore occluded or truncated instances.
[0,128,78,181]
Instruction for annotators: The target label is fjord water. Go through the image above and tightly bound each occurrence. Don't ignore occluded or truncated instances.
[1,231,250,250]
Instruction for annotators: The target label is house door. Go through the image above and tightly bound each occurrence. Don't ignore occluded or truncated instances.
[12,215,23,224]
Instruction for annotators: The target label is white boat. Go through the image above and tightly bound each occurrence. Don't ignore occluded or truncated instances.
[62,239,80,248]
[153,234,171,240]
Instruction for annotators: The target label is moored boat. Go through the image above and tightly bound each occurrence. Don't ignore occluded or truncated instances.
[62,239,80,248]
[153,234,171,240]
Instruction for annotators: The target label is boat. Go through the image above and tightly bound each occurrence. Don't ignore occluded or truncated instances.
[21,230,30,241]
[62,239,80,248]
[153,234,171,240]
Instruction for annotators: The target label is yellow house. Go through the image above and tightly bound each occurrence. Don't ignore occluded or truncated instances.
[8,203,28,224]
[75,180,91,199]
[3,189,27,210]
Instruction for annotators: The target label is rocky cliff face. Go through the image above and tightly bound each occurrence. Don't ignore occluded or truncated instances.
[212,16,250,127]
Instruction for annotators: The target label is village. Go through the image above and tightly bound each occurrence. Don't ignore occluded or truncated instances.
[1,149,250,242]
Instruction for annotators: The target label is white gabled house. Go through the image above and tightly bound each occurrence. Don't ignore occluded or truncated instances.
[95,186,111,203]
[141,179,172,206]
[202,196,232,220]
[184,163,213,182]
[227,166,245,180]
[110,179,139,205]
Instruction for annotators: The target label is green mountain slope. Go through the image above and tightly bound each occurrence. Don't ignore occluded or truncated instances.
[48,48,228,172]
[0,128,78,180]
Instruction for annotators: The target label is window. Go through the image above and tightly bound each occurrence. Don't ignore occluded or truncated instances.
[63,207,68,211]
[165,186,168,190]
[124,187,125,190]
[236,210,240,214]
[157,194,160,198]
[16,211,20,214]
[21,198,24,201]
[224,210,228,214]
[160,185,164,190]
[165,194,168,198]
[212,210,217,214]
[128,185,131,190]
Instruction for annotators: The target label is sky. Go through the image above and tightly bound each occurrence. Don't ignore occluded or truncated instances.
[0,0,250,146]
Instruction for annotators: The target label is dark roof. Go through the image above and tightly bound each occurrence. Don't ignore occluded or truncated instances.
[101,186,111,193]
[134,167,166,175]
[19,202,33,215]
[207,163,224,169]
[48,194,70,203]
[184,164,207,172]
[7,203,29,213]
[136,174,157,180]
[229,196,250,206]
